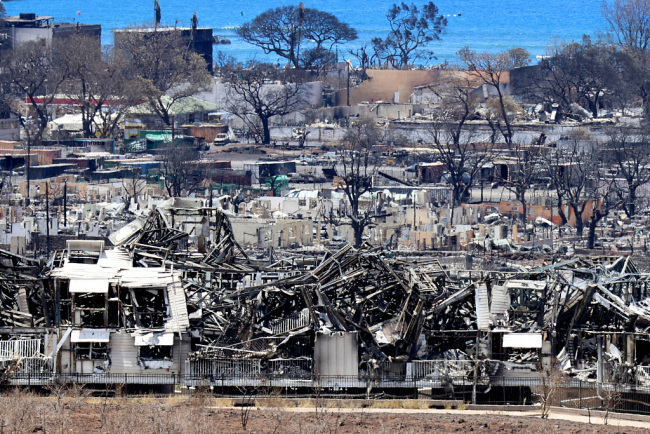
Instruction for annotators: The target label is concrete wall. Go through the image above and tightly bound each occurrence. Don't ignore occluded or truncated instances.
[334,68,514,107]
[196,80,323,110]
[4,23,101,49]
[231,218,313,248]
[336,69,483,106]
[314,332,358,376]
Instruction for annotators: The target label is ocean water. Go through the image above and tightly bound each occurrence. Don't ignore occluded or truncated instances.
[3,0,608,65]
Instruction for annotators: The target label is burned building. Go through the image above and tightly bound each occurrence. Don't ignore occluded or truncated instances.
[0,198,650,407]
[113,26,214,73]
[0,14,101,51]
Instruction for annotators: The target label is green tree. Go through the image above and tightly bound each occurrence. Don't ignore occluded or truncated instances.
[371,2,447,68]
[302,8,358,52]
[237,5,357,69]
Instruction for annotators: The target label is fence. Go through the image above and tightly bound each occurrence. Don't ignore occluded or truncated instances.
[2,370,650,416]
[5,373,179,386]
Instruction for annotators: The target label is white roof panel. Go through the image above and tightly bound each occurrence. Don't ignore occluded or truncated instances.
[69,279,109,293]
[71,329,110,343]
[133,332,174,346]
[503,333,543,349]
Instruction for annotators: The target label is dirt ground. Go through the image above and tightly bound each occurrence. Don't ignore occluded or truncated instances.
[1,393,648,434]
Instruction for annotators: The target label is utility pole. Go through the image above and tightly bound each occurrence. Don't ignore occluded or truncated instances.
[346,64,351,106]
[413,196,418,250]
[26,140,31,206]
[208,179,213,208]
[63,181,67,227]
[46,182,50,257]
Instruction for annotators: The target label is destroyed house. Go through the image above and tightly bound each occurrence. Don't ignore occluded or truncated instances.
[45,240,189,376]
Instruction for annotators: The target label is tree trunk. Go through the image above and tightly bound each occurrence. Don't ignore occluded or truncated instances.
[261,116,271,145]
[519,190,527,226]
[572,204,584,237]
[452,180,464,207]
[628,187,637,218]
[82,116,93,138]
[643,89,650,120]
[587,215,598,249]
[557,198,568,226]
[26,140,31,205]
[587,209,603,250]
[352,221,363,247]
[496,88,513,144]
[590,94,599,118]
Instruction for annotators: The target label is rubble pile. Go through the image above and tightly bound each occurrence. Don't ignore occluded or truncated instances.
[0,250,48,328]
[187,244,447,376]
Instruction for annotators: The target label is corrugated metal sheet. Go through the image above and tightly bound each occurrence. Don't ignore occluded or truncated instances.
[109,332,182,375]
[66,240,104,253]
[475,283,490,330]
[490,285,510,315]
[100,249,133,269]
[314,332,358,376]
[166,278,189,331]
[50,262,121,280]
[120,268,175,288]
[178,335,190,380]
[16,287,29,313]
[69,279,109,293]
[503,333,543,349]
[108,332,140,374]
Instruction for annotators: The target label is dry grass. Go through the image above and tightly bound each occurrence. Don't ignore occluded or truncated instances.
[401,399,431,409]
[211,397,234,407]
[0,388,642,433]
[370,399,430,409]
[256,396,296,407]
[296,397,317,407]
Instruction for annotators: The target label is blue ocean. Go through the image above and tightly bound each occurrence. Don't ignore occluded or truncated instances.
[3,0,608,64]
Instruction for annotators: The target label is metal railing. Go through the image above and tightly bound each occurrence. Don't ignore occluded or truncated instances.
[0,340,41,361]
[2,370,650,416]
[5,373,179,386]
